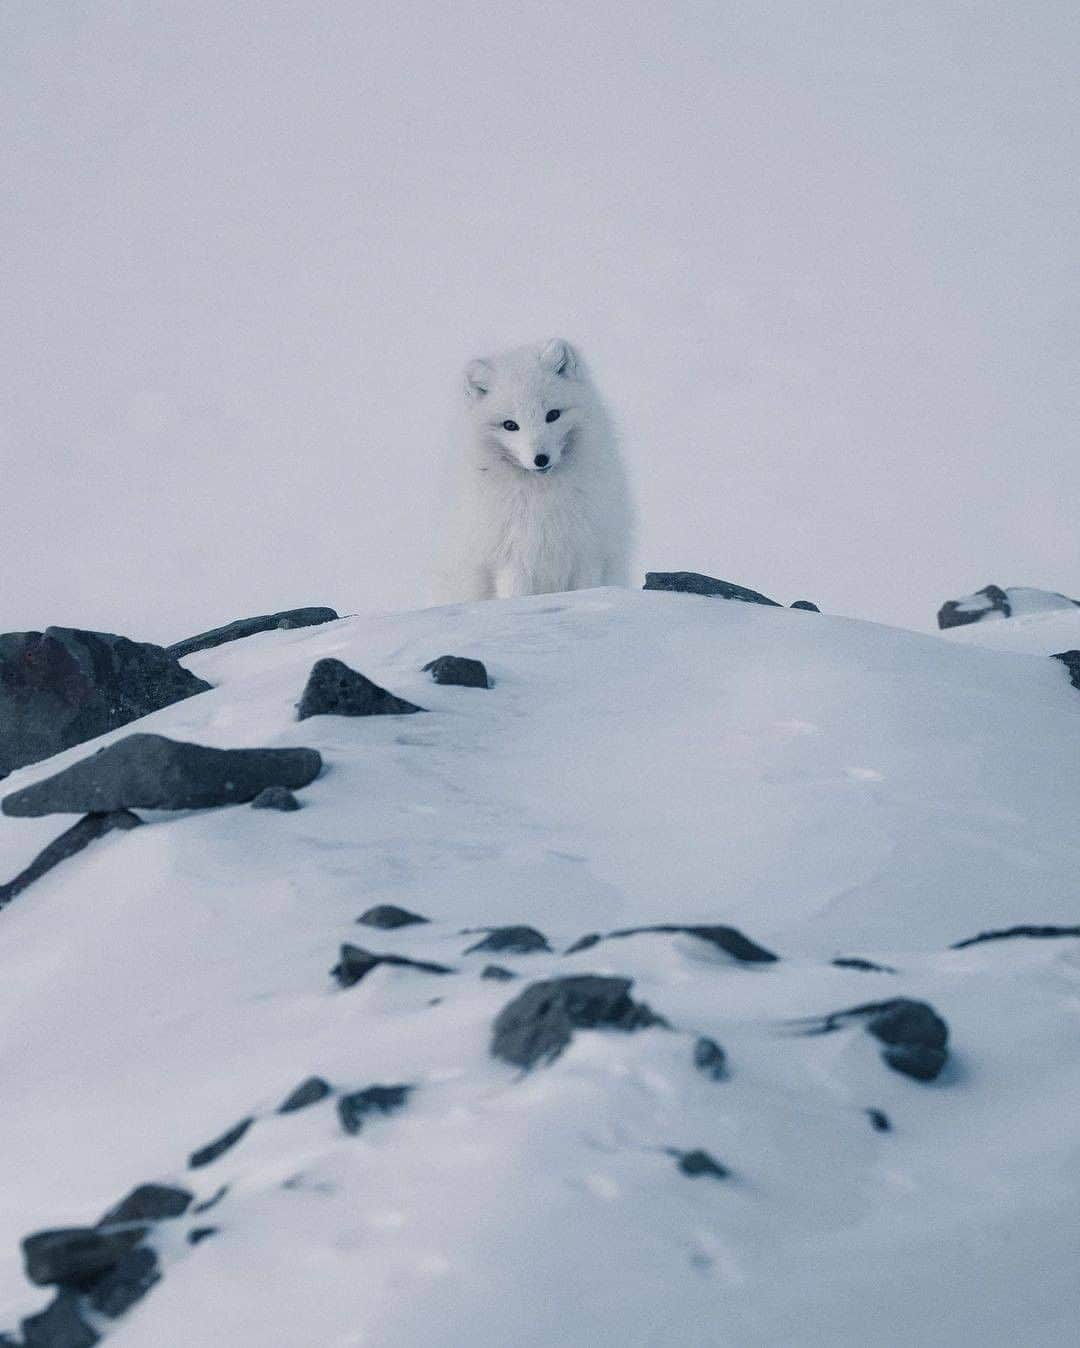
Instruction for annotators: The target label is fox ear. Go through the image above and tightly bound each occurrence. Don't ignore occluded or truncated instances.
[539,338,577,377]
[464,358,493,398]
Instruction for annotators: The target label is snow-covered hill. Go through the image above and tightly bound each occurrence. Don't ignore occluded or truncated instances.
[2,588,1080,1346]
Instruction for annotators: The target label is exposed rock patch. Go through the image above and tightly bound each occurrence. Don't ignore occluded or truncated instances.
[251,786,301,811]
[605,924,778,964]
[1052,651,1080,692]
[790,600,820,612]
[491,975,667,1071]
[20,1290,99,1347]
[188,1118,254,1169]
[951,923,1080,950]
[99,1185,192,1226]
[692,1036,727,1080]
[798,998,949,1082]
[331,944,454,989]
[2,736,321,817]
[463,925,551,955]
[337,1084,412,1135]
[85,1247,160,1319]
[22,1229,143,1290]
[0,811,142,908]
[168,608,338,660]
[422,655,490,688]
[296,659,423,719]
[356,905,429,929]
[671,1148,730,1179]
[832,956,897,974]
[277,1077,332,1113]
[0,627,211,779]
[643,572,781,606]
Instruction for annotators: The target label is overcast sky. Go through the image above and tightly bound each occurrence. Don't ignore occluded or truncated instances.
[2,0,1077,642]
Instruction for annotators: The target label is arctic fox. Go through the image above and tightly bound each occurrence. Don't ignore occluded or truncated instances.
[433,339,634,602]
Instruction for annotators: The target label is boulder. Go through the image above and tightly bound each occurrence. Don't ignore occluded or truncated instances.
[85,1247,159,1318]
[337,1084,412,1135]
[643,573,780,606]
[296,659,424,719]
[20,1291,99,1348]
[2,736,321,817]
[0,811,142,908]
[0,627,210,778]
[278,1077,333,1113]
[188,1117,254,1169]
[250,786,301,811]
[99,1184,192,1226]
[692,1036,727,1080]
[356,905,429,929]
[331,944,454,989]
[491,975,667,1070]
[168,608,339,660]
[422,656,490,689]
[672,1149,729,1179]
[22,1228,142,1289]
[463,926,551,955]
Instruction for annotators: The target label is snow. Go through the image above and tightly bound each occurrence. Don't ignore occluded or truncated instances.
[2,589,1080,1345]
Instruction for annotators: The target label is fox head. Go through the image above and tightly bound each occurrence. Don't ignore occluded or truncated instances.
[463,338,586,475]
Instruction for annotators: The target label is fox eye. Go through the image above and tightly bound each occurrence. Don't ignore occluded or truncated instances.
[546,409,561,423]
[502,419,520,432]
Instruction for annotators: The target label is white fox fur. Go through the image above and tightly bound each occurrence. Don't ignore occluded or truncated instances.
[433,339,634,602]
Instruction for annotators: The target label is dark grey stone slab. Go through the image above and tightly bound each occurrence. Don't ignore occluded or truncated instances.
[0,811,142,908]
[168,608,339,660]
[790,600,820,612]
[463,926,551,955]
[296,659,424,719]
[337,1084,412,1135]
[188,1118,254,1169]
[491,975,667,1070]
[99,1184,192,1226]
[332,944,454,989]
[3,735,321,817]
[1052,650,1080,691]
[0,627,210,778]
[278,1077,333,1113]
[671,1148,729,1179]
[356,905,429,929]
[643,573,781,606]
[422,656,490,689]
[20,1291,99,1348]
[85,1247,159,1318]
[22,1228,142,1289]
[692,1036,727,1080]
[951,923,1080,950]
[794,997,949,1082]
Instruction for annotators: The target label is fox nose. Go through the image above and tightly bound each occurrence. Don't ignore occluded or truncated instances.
[534,454,550,468]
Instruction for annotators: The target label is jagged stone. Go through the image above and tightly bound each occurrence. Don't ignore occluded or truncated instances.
[168,608,339,659]
[99,1184,192,1226]
[464,926,551,955]
[356,905,429,929]
[332,944,453,989]
[422,655,490,689]
[0,627,210,778]
[296,659,423,719]
[3,735,321,817]
[85,1247,159,1318]
[643,573,780,606]
[337,1084,412,1135]
[0,812,142,908]
[188,1118,254,1169]
[278,1077,333,1113]
[491,975,667,1070]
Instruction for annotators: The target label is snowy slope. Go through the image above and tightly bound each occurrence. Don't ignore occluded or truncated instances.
[2,590,1080,1346]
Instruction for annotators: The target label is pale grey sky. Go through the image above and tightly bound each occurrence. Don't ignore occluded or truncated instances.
[2,0,1077,642]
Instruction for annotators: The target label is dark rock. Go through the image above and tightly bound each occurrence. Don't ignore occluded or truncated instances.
[0,811,142,908]
[251,786,301,811]
[296,659,423,720]
[693,1036,727,1080]
[3,735,322,817]
[796,998,949,1082]
[188,1118,254,1169]
[356,905,429,930]
[99,1184,192,1226]
[0,627,211,779]
[937,584,1011,629]
[1052,651,1080,692]
[337,1084,412,1135]
[491,975,667,1071]
[278,1077,333,1113]
[606,924,779,964]
[790,600,820,612]
[191,1186,227,1214]
[85,1247,159,1318]
[0,1333,23,1346]
[187,1227,218,1246]
[881,1043,948,1081]
[866,1108,891,1133]
[672,1149,729,1179]
[22,1228,142,1289]
[951,923,1080,950]
[831,956,897,974]
[20,1292,99,1348]
[564,933,601,954]
[168,608,339,660]
[643,573,781,606]
[422,656,490,689]
[481,965,517,981]
[464,925,551,955]
[331,943,454,989]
